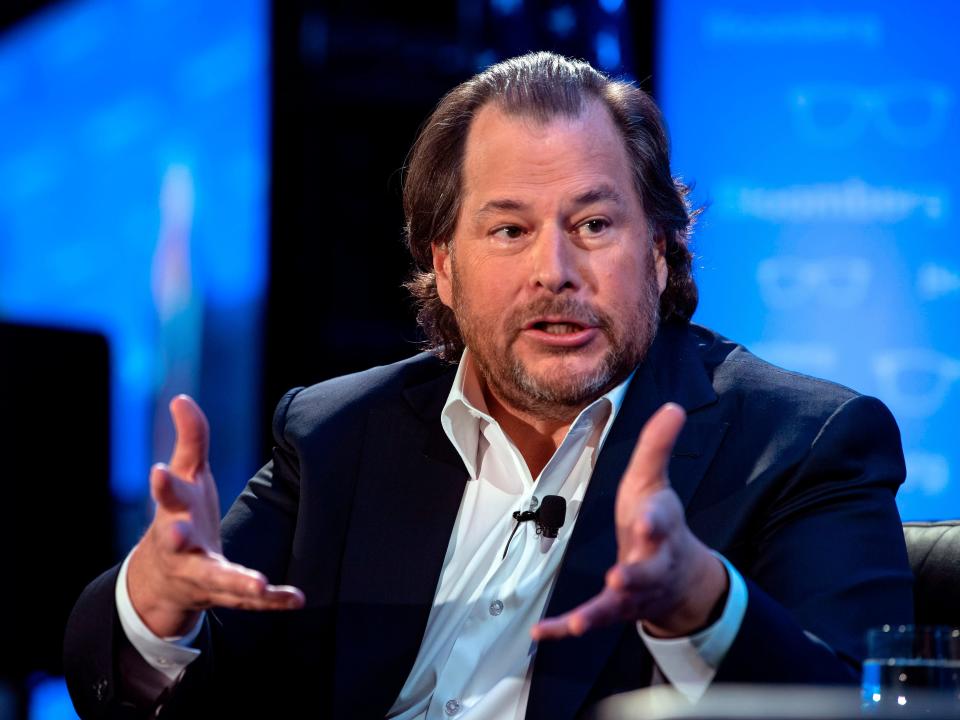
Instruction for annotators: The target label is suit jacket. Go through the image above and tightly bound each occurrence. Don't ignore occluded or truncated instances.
[64,321,914,719]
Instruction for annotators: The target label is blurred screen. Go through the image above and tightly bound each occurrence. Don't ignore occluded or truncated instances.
[658,2,959,520]
[0,0,269,509]
[0,0,268,714]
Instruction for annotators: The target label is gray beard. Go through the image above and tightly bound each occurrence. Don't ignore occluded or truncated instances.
[463,289,661,422]
[451,245,663,422]
[477,316,658,422]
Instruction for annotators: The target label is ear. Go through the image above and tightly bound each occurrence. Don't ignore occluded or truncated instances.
[432,240,454,308]
[653,234,668,295]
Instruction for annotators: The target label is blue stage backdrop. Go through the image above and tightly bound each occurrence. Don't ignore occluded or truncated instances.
[658,1,959,520]
[0,0,269,533]
[0,2,264,713]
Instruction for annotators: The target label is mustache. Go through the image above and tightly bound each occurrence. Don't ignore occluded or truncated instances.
[506,296,609,332]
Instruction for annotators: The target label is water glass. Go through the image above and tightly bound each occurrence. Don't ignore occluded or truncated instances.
[862,624,960,712]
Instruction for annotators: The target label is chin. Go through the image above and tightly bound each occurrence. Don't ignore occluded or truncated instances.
[526,351,611,382]
[512,362,619,408]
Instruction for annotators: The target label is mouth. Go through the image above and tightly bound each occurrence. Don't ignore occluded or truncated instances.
[530,321,588,335]
[521,317,600,347]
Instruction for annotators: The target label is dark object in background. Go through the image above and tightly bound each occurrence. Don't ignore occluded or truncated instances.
[0,0,61,31]
[0,322,113,681]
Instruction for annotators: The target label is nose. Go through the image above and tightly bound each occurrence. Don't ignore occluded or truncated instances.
[531,224,582,294]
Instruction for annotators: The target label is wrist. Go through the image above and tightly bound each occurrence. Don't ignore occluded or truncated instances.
[128,542,202,638]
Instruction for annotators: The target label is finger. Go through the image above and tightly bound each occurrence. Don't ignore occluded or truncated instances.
[150,464,192,512]
[531,588,625,641]
[530,612,582,642]
[607,558,670,594]
[619,495,676,556]
[190,557,306,609]
[205,587,305,611]
[201,555,270,596]
[169,394,210,477]
[268,584,306,607]
[621,403,686,495]
[184,554,306,606]
[642,495,676,541]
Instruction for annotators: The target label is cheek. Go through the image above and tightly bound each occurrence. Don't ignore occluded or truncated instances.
[599,251,646,293]
[460,256,519,303]
[597,254,658,316]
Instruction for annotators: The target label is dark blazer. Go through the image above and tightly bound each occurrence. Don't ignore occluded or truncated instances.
[64,321,914,719]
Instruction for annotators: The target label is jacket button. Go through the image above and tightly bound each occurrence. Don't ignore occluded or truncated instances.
[94,678,108,701]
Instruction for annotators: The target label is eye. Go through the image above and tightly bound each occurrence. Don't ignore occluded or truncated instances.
[578,218,610,236]
[492,225,524,240]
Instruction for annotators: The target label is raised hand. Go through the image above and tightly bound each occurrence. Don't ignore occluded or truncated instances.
[127,395,304,638]
[531,403,727,642]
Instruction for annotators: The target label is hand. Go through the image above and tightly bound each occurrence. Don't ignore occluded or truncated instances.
[531,403,727,642]
[127,395,305,638]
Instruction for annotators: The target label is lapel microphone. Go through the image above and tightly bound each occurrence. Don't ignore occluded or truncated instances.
[536,495,566,539]
[502,495,567,559]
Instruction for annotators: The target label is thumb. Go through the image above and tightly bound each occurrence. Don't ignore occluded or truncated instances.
[168,394,210,478]
[621,402,686,496]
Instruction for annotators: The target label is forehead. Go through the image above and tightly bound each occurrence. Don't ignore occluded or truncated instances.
[460,100,637,207]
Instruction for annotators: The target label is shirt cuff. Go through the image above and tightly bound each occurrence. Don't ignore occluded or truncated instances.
[637,552,748,702]
[115,552,204,682]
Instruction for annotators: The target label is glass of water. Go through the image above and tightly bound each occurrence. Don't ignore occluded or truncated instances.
[862,624,960,712]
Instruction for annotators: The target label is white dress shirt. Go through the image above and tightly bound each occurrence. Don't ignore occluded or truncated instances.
[116,351,747,712]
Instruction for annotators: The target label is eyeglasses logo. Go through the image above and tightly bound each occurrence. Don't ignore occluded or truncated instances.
[873,348,960,418]
[917,262,960,301]
[756,256,871,310]
[791,84,952,147]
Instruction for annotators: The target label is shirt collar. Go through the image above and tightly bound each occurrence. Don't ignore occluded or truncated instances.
[440,349,636,480]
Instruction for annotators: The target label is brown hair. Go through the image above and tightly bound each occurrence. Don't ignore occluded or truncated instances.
[403,51,698,361]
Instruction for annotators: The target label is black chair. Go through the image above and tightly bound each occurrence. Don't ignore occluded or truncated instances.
[902,521,960,627]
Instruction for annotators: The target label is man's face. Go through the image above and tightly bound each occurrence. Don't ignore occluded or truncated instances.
[433,100,668,420]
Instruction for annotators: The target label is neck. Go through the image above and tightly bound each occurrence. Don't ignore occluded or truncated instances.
[480,382,581,480]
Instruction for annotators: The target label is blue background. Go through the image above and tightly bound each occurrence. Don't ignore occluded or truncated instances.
[0,0,268,509]
[1,0,955,715]
[659,1,960,521]
[0,1,267,715]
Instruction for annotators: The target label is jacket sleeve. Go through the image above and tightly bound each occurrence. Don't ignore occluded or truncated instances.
[713,394,914,684]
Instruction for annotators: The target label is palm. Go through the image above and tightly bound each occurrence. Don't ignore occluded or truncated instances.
[127,395,304,637]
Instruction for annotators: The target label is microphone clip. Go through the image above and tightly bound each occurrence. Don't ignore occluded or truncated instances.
[502,496,566,559]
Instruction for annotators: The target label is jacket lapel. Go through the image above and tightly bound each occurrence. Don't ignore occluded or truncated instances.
[333,368,469,719]
[528,322,728,719]
[654,323,729,509]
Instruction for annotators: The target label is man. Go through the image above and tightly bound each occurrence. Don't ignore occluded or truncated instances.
[64,52,913,719]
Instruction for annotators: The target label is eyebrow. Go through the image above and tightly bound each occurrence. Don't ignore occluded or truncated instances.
[572,185,626,208]
[473,184,627,219]
[475,198,527,218]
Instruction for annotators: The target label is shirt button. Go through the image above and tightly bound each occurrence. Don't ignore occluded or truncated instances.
[156,657,169,666]
[489,599,504,616]
[444,698,462,715]
[529,496,539,510]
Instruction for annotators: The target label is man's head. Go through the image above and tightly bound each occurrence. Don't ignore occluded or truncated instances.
[403,52,697,417]
[405,52,698,357]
